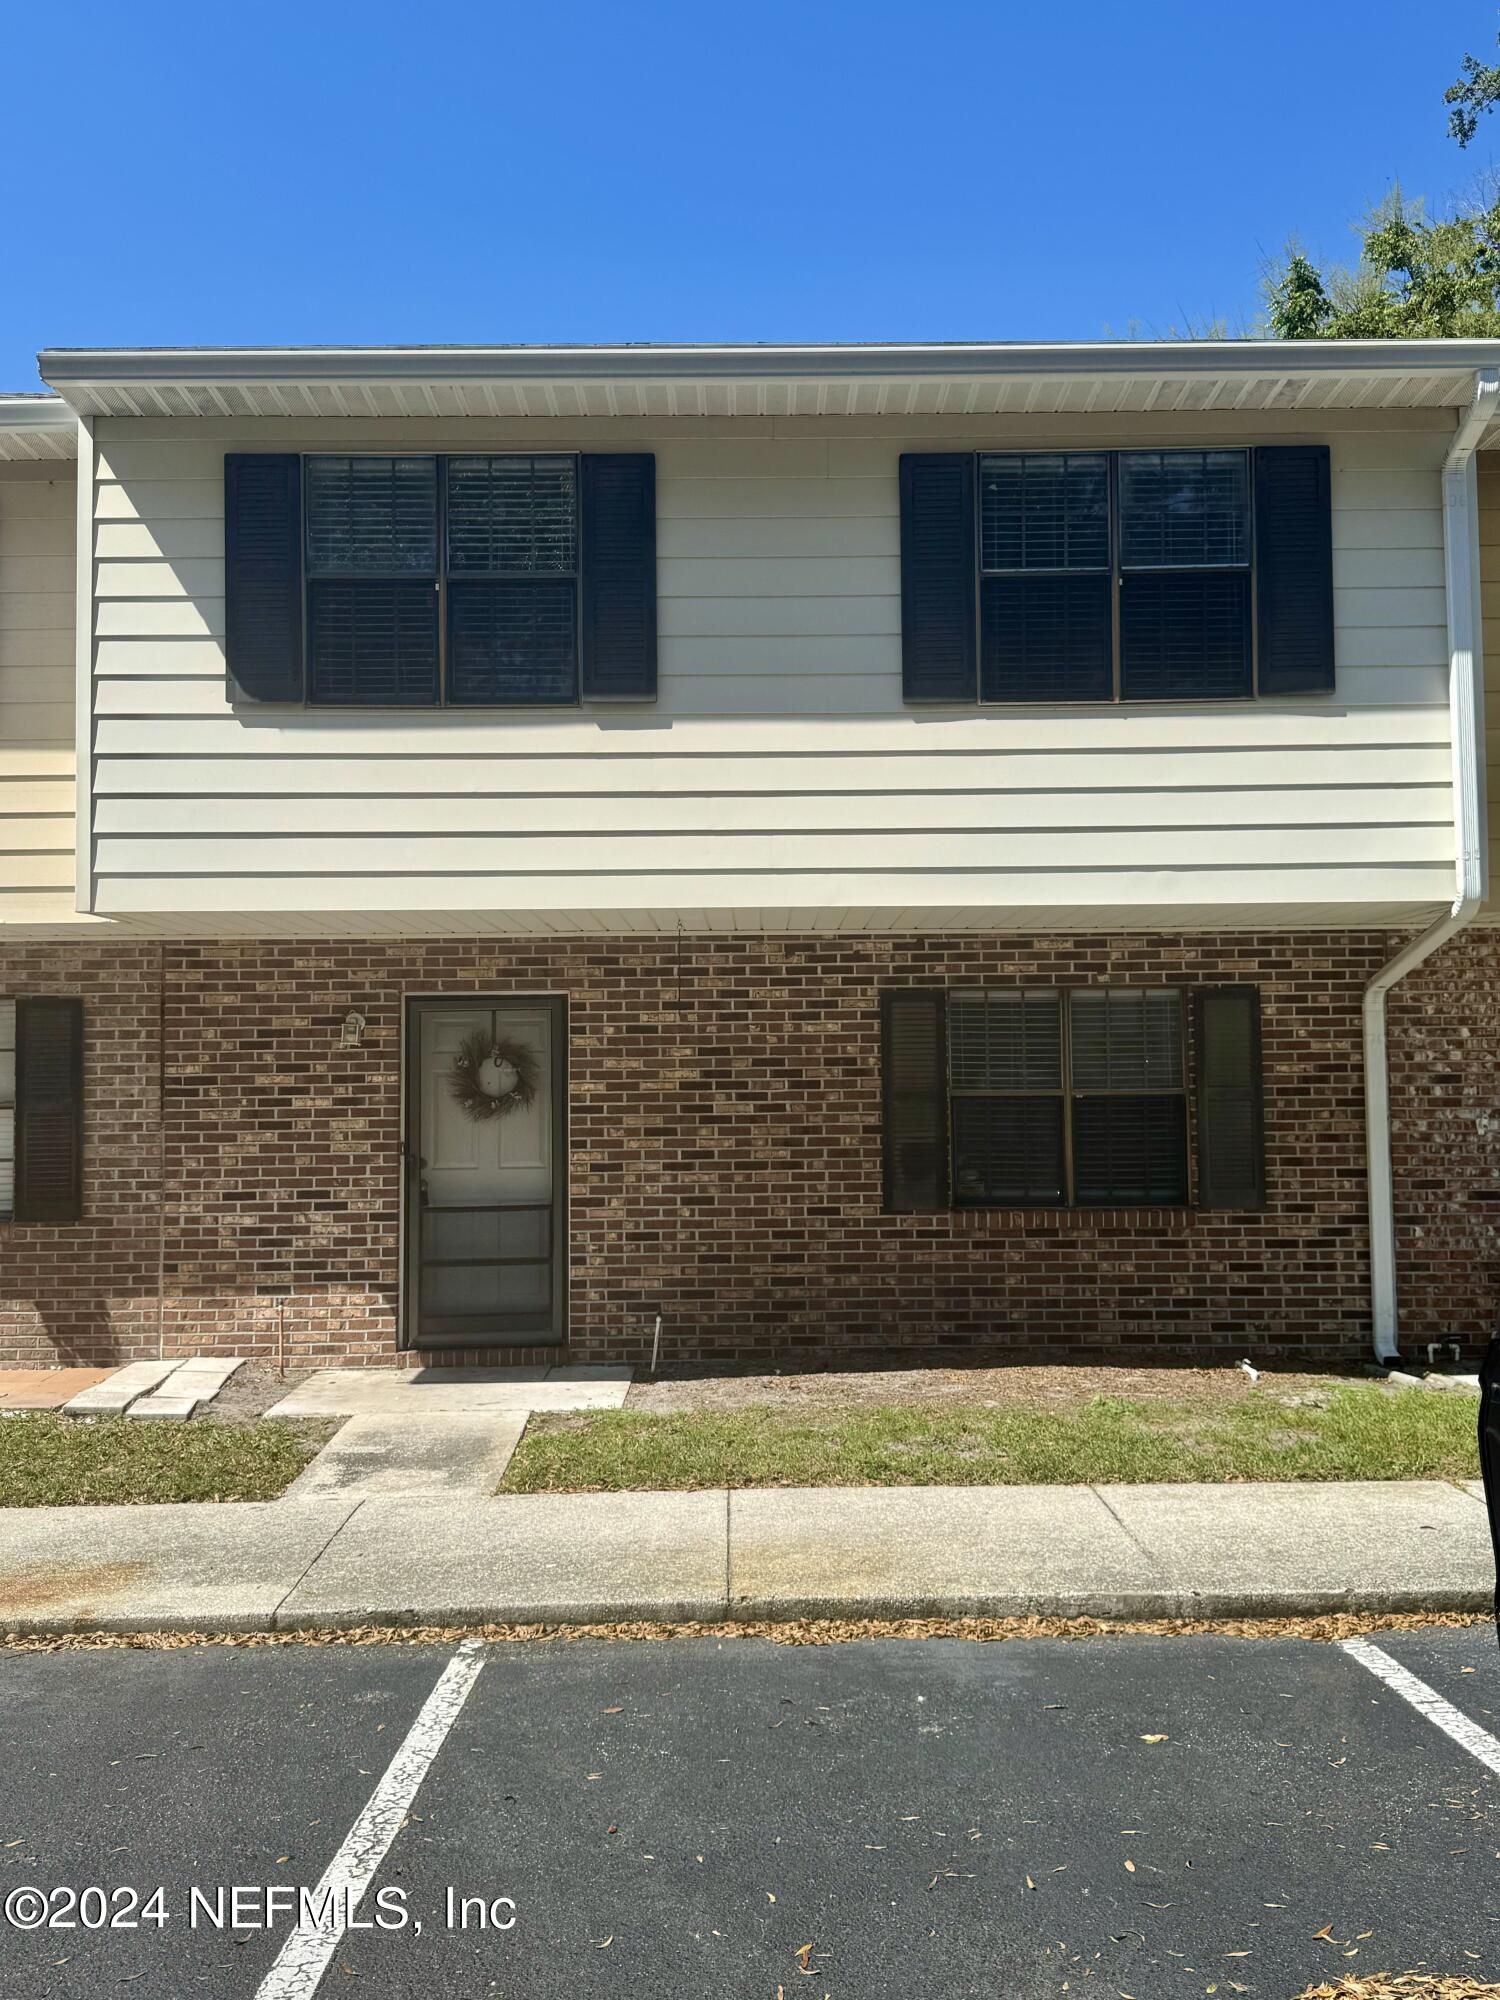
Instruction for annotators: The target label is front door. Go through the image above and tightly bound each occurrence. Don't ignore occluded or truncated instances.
[404,997,565,1347]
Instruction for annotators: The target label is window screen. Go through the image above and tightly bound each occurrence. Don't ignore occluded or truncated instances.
[302,454,579,706]
[1118,449,1251,700]
[948,989,1188,1207]
[979,454,1112,703]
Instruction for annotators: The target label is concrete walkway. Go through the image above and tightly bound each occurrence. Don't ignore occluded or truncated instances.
[271,1364,634,1497]
[0,1478,1491,1634]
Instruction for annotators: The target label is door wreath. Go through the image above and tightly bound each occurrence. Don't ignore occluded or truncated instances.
[448,1028,540,1120]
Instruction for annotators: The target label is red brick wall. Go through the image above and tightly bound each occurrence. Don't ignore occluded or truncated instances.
[0,930,1401,1369]
[1389,928,1500,1354]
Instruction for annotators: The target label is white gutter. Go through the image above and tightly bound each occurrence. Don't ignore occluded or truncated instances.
[35,335,1500,389]
[1364,367,1498,1363]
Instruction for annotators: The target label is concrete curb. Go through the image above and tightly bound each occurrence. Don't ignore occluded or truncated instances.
[0,1585,1491,1640]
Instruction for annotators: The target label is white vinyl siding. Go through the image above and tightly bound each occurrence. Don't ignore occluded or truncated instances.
[0,464,78,928]
[82,412,1457,933]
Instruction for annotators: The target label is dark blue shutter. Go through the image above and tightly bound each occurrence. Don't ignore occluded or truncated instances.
[1194,987,1265,1209]
[580,454,656,700]
[881,990,950,1212]
[224,454,304,703]
[900,455,977,702]
[14,997,83,1223]
[1254,446,1334,694]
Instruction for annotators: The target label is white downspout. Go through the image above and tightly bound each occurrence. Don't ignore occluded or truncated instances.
[1364,368,1498,1363]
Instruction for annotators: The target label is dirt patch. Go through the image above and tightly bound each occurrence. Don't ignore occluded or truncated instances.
[193,1363,316,1427]
[1,1609,1486,1653]
[627,1361,1366,1417]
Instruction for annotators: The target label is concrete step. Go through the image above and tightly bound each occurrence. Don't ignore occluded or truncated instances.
[128,1357,247,1422]
[63,1360,183,1416]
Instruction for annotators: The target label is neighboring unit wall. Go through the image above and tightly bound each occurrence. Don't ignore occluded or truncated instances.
[0,931,1386,1369]
[84,413,1453,931]
[0,938,162,1364]
[0,462,77,927]
[1389,928,1500,1350]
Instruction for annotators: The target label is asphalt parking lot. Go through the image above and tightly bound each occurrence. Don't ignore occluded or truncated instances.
[3,1626,1499,1999]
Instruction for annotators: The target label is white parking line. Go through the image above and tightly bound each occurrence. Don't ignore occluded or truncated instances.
[255,1638,488,2000]
[1340,1635,1500,1778]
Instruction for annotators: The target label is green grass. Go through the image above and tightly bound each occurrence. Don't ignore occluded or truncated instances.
[0,1413,326,1506]
[501,1387,1481,1493]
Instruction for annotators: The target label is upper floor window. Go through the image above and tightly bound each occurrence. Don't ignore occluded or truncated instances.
[899,444,1334,706]
[224,452,656,708]
[304,454,580,707]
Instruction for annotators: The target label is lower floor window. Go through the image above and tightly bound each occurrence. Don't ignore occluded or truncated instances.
[0,1000,13,1219]
[948,988,1188,1207]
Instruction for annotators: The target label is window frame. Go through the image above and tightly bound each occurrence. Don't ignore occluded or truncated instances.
[975,447,1260,705]
[947,987,1191,1209]
[301,451,583,710]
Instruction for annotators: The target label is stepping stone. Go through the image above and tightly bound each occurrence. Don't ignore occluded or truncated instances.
[0,1368,113,1411]
[64,1360,183,1416]
[129,1357,247,1422]
[281,1413,529,1501]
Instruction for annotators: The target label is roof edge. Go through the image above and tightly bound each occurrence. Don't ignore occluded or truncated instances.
[0,394,75,428]
[36,337,1500,388]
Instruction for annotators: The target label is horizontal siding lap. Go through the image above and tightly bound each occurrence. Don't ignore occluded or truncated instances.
[91,826,1454,876]
[90,786,1452,837]
[88,865,1456,916]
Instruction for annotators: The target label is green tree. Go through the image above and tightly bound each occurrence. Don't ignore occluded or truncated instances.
[1447,27,1500,147]
[1265,187,1500,339]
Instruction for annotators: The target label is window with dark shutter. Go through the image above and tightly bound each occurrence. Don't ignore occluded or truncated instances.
[581,454,657,701]
[13,997,83,1224]
[905,445,1334,705]
[1195,986,1266,1207]
[899,455,977,702]
[881,991,949,1211]
[0,1000,14,1219]
[225,454,305,702]
[227,452,657,710]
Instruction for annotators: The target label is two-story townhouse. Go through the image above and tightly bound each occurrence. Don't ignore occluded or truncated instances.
[2,339,1498,1374]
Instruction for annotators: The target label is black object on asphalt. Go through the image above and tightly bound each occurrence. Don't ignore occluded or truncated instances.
[1478,1332,1500,1642]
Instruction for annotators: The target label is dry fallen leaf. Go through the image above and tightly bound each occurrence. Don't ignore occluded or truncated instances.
[1123,1859,1136,1874]
[1139,1734,1168,1744]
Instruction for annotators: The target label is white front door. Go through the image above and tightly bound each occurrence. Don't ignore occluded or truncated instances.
[409,999,562,1344]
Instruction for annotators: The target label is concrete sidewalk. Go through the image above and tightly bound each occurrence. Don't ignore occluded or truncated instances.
[0,1479,1491,1634]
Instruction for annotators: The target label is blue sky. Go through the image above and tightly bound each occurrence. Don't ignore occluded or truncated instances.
[2,0,1492,387]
